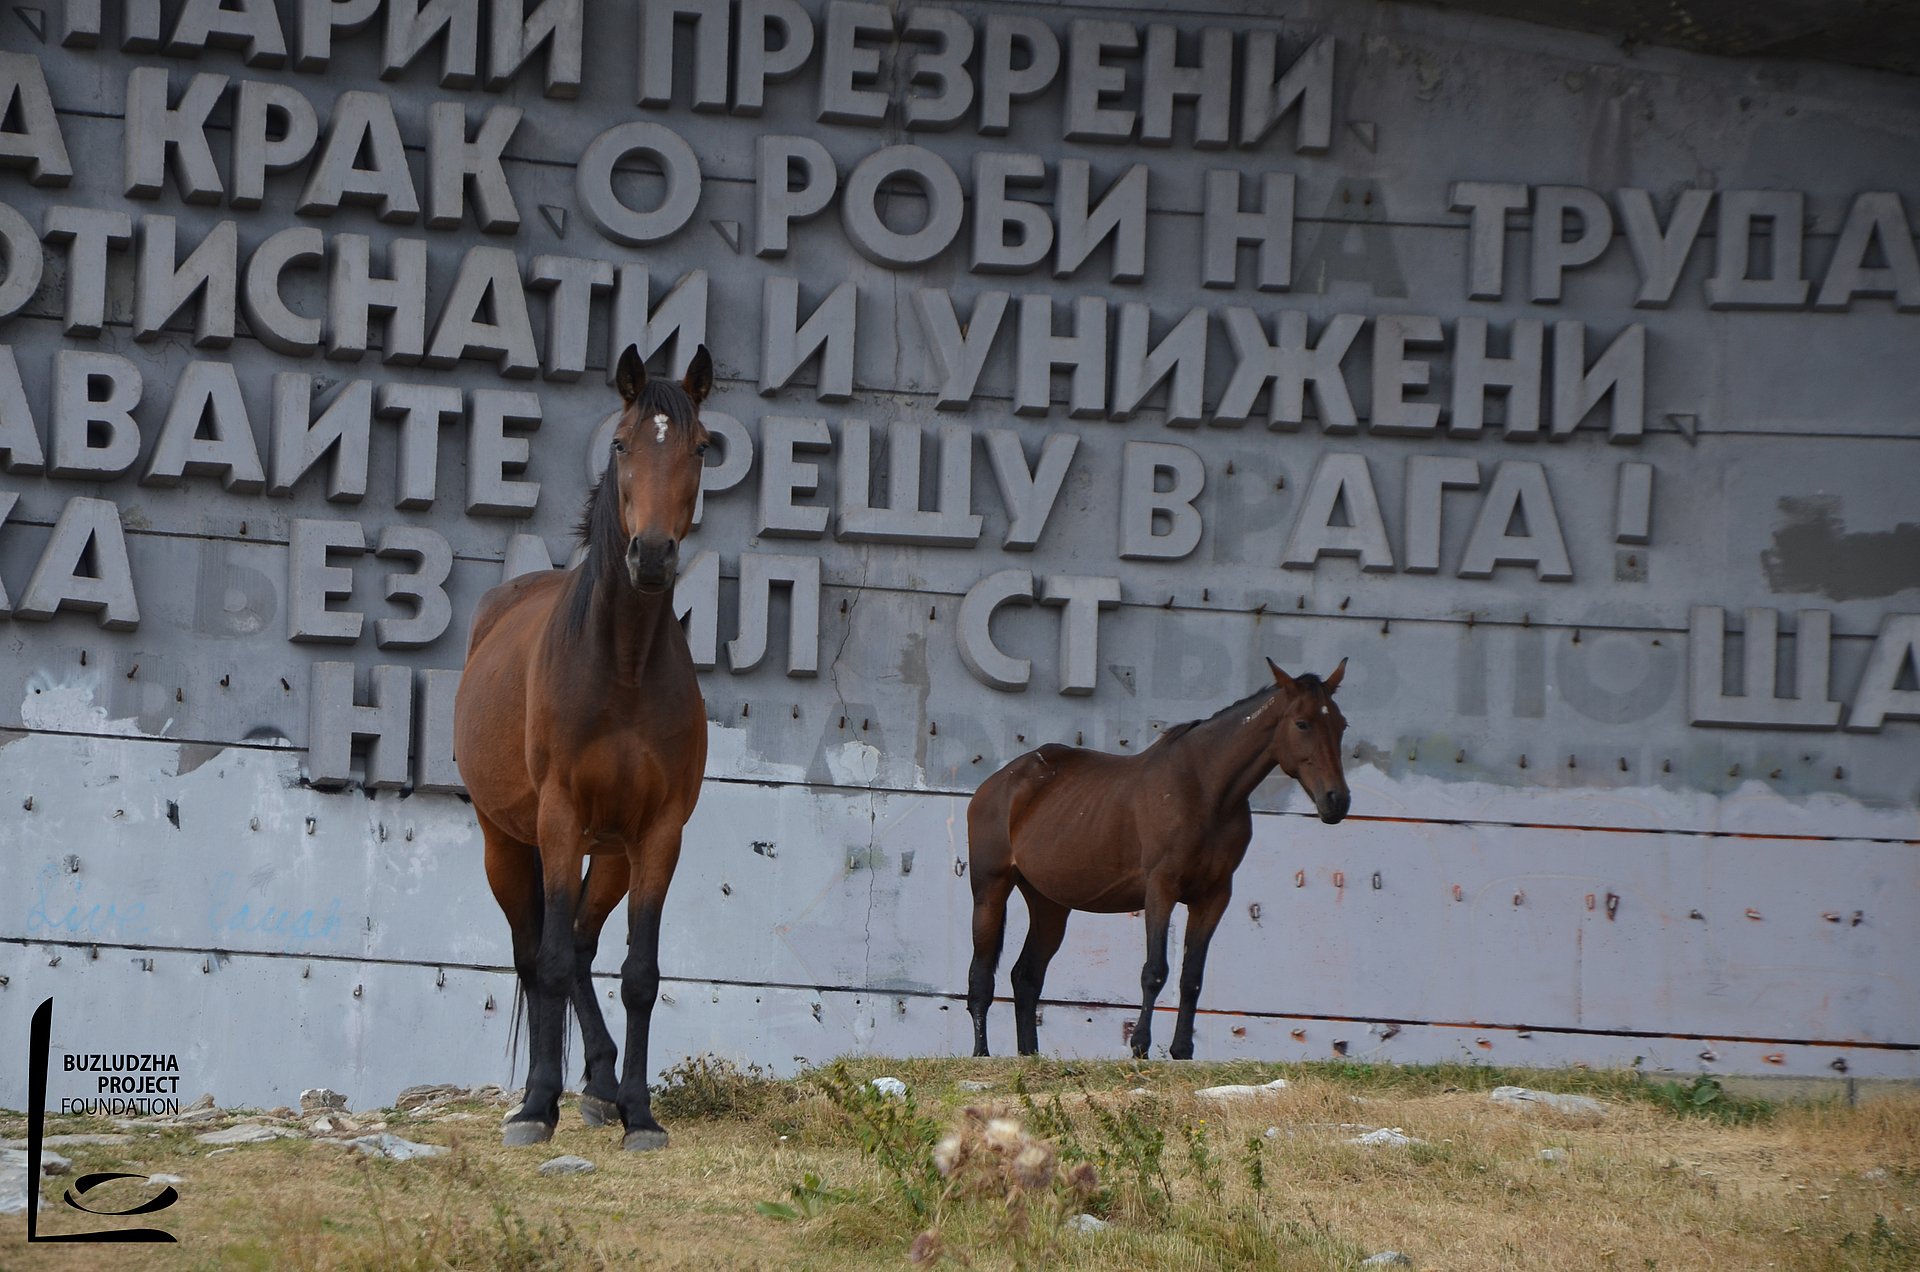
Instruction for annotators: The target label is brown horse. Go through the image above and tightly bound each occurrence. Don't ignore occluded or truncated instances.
[454,345,713,1150]
[965,658,1352,1059]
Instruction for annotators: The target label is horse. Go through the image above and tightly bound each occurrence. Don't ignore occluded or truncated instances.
[965,657,1352,1060]
[453,344,713,1150]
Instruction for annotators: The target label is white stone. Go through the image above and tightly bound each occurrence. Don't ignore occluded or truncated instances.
[955,1080,994,1092]
[538,1155,596,1176]
[1194,1077,1289,1101]
[1348,1127,1422,1147]
[1538,1147,1569,1162]
[1065,1212,1109,1233]
[1489,1086,1607,1118]
[1362,1253,1413,1267]
[196,1123,303,1145]
[349,1133,447,1160]
[869,1077,908,1100]
[147,1173,184,1186]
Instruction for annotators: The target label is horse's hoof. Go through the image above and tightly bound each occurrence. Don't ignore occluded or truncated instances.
[578,1094,619,1127]
[501,1119,556,1147]
[621,1128,669,1152]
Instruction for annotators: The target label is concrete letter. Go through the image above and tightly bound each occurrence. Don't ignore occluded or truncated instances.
[756,415,832,538]
[14,497,139,629]
[51,350,142,479]
[1689,606,1841,729]
[308,662,412,788]
[271,374,372,501]
[1120,440,1204,561]
[958,569,1034,691]
[288,518,364,643]
[144,359,265,491]
[728,552,821,675]
[0,52,73,186]
[1457,460,1571,581]
[577,121,702,245]
[1282,452,1392,571]
[761,276,856,401]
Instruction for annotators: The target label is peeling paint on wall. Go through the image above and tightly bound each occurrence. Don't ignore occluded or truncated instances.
[1763,497,1920,602]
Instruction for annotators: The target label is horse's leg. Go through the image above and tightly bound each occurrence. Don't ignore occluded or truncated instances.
[1010,884,1070,1057]
[1168,887,1231,1060]
[965,857,1016,1058]
[505,802,585,1146]
[1131,878,1179,1059]
[481,814,541,1087]
[615,826,682,1151]
[570,854,630,1127]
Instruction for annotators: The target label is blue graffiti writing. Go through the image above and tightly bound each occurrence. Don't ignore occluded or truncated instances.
[26,867,151,940]
[205,872,346,949]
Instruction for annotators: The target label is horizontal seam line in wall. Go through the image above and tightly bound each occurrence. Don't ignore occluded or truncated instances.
[6,935,1914,1052]
[0,542,1904,640]
[33,108,1900,243]
[2,732,1913,843]
[8,307,1919,443]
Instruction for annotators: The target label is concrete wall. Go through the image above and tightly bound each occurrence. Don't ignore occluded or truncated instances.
[0,0,1915,1109]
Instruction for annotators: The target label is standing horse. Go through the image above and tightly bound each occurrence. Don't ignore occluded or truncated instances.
[454,345,713,1150]
[965,658,1352,1059]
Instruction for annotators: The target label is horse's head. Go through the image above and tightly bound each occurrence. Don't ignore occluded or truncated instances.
[1261,657,1352,824]
[608,343,713,593]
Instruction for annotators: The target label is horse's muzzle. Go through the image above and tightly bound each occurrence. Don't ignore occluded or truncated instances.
[1318,789,1351,824]
[626,535,678,593]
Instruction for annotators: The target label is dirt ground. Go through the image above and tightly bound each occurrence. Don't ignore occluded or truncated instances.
[2,1057,1914,1271]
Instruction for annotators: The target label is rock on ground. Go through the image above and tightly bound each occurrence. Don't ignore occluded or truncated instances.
[2,1134,133,1148]
[1539,1147,1569,1162]
[1348,1127,1423,1148]
[1065,1213,1109,1233]
[349,1133,447,1161]
[395,1083,466,1110]
[1490,1086,1608,1118]
[538,1155,596,1176]
[1194,1078,1289,1101]
[300,1088,349,1114]
[1362,1253,1413,1266]
[955,1080,994,1092]
[196,1124,303,1146]
[869,1077,908,1099]
[3,1147,72,1175]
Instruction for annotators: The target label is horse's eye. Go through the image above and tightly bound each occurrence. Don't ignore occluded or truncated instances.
[1295,719,1310,731]
[695,442,709,458]
[611,438,627,455]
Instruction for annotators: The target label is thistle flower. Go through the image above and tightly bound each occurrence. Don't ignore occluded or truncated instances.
[984,1118,1025,1154]
[1067,1161,1099,1194]
[1012,1141,1055,1190]
[908,1229,942,1265]
[933,1132,965,1177]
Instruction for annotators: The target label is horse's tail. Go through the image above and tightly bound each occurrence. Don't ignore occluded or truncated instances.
[506,981,527,1080]
[966,769,1019,899]
[503,977,574,1096]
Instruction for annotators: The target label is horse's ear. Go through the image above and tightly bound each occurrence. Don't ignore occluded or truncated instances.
[1266,657,1296,689]
[616,345,646,403]
[682,344,714,405]
[1323,657,1348,693]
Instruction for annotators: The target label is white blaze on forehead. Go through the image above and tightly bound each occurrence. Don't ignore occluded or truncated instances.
[652,413,670,442]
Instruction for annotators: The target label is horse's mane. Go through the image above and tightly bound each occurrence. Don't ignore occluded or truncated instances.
[1154,674,1325,747]
[564,376,698,638]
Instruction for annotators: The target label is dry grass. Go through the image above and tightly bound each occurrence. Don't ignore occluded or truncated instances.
[2,1058,1914,1271]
